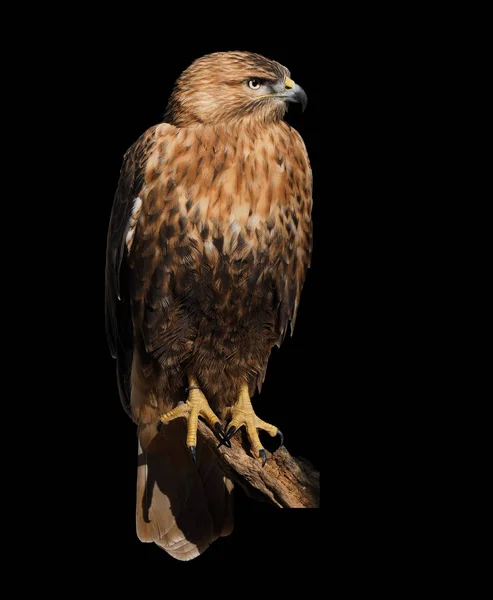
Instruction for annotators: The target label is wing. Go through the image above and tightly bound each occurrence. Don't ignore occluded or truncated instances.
[105,126,158,416]
[273,126,313,347]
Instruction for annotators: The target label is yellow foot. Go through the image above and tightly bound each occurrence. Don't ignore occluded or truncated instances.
[223,384,284,467]
[157,377,227,462]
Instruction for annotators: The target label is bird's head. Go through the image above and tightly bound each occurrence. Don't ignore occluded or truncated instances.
[164,51,307,127]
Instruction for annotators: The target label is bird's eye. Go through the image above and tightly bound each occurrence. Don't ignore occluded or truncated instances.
[248,79,262,90]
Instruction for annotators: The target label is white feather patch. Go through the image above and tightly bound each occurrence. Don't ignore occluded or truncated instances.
[229,220,241,235]
[126,197,143,253]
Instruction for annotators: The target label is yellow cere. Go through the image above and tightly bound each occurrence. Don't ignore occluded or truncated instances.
[285,77,295,90]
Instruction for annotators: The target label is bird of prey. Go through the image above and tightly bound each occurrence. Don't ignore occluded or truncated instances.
[105,51,313,560]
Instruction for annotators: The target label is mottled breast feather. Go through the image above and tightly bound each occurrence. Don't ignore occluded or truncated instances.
[106,118,312,402]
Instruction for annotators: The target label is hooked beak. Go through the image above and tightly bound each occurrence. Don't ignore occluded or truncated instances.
[283,77,308,112]
[257,76,308,111]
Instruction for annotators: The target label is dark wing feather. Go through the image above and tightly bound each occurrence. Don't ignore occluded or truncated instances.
[105,127,157,416]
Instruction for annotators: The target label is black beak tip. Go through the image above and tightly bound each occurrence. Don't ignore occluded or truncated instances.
[299,88,308,112]
[286,85,308,112]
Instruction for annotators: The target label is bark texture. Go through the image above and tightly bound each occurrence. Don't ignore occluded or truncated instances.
[198,422,320,508]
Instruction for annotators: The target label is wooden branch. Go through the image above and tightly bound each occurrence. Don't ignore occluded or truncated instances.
[198,421,320,508]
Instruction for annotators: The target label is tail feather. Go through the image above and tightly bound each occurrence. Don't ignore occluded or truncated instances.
[136,421,234,561]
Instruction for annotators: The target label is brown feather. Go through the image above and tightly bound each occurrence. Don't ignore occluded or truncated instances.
[136,425,233,561]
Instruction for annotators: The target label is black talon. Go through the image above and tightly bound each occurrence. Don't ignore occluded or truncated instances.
[259,449,267,468]
[277,429,284,448]
[217,438,232,449]
[157,421,163,433]
[214,422,231,449]
[217,425,240,449]
[189,446,196,463]
[214,422,227,438]
[226,426,237,440]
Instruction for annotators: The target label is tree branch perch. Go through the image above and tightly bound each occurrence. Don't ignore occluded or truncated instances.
[198,421,320,508]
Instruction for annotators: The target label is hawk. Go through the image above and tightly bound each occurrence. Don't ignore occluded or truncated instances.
[105,51,313,560]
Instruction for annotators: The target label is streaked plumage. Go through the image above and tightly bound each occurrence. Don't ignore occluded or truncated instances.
[105,51,313,560]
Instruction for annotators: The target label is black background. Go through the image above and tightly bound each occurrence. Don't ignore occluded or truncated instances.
[16,12,450,583]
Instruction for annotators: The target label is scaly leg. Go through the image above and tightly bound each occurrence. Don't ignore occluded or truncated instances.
[157,376,227,462]
[223,383,284,467]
